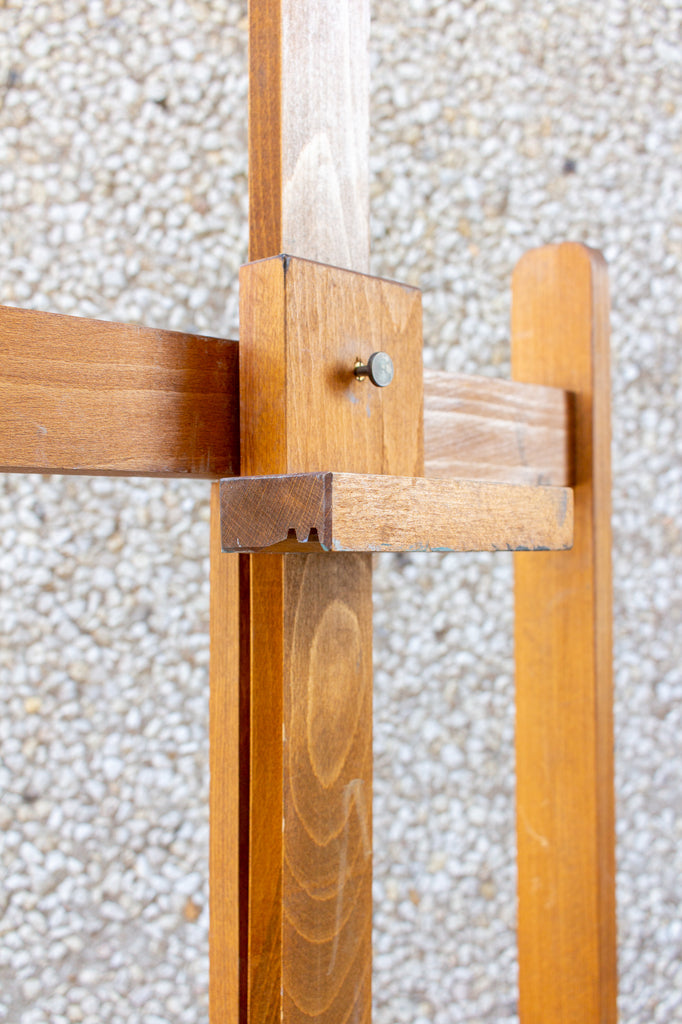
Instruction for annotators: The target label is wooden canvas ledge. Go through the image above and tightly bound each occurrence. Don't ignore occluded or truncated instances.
[219,471,574,554]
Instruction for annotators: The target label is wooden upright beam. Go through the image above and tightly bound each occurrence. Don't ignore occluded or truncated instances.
[512,243,616,1023]
[210,3,373,1023]
[248,0,369,271]
[245,8,374,1020]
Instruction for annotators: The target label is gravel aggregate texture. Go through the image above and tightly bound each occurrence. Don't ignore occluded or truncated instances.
[1,1,681,1022]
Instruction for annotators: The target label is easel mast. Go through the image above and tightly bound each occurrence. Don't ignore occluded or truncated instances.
[211,3,374,1021]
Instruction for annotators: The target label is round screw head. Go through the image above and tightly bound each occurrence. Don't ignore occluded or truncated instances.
[354,351,394,387]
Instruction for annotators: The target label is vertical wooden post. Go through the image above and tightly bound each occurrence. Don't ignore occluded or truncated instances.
[211,3,372,1023]
[209,488,245,1021]
[512,243,616,1023]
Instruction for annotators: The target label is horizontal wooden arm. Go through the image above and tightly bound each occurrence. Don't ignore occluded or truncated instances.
[0,305,571,485]
[0,305,239,478]
[424,369,572,486]
[220,471,573,553]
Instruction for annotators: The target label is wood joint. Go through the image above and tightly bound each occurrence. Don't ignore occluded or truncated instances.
[239,255,424,478]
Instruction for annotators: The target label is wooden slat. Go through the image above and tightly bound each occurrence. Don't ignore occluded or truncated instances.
[220,472,573,554]
[424,369,572,486]
[209,3,374,1023]
[512,242,616,1023]
[0,305,239,477]
[209,485,245,1022]
[0,303,576,488]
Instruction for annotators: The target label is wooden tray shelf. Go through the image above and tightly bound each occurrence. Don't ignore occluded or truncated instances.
[220,471,573,554]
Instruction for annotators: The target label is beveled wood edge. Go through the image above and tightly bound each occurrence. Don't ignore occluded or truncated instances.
[243,251,422,293]
[220,471,573,554]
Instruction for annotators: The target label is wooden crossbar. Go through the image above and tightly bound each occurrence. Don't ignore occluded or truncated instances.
[0,304,571,487]
[424,369,572,486]
[0,304,239,477]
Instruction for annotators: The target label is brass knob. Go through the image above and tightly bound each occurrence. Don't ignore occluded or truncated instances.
[353,352,394,387]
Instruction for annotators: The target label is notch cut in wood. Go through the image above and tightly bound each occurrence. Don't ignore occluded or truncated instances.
[220,471,573,554]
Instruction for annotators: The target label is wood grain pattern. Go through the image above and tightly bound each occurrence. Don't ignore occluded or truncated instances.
[0,304,577,487]
[424,369,572,486]
[220,472,573,554]
[236,3,374,1023]
[248,552,285,1019]
[512,242,616,1023]
[283,554,372,1024]
[209,484,246,1022]
[240,256,423,478]
[249,0,370,269]
[0,304,238,477]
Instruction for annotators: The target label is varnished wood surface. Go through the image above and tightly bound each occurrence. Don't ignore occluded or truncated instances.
[247,552,285,1018]
[512,242,616,1023]
[424,369,572,486]
[246,550,373,1024]
[249,0,370,269]
[283,554,372,1023]
[240,256,423,478]
[233,3,374,1023]
[0,303,577,488]
[0,304,238,477]
[220,472,573,554]
[209,485,246,1022]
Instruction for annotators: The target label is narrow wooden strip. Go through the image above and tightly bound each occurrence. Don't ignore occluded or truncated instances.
[424,369,573,486]
[209,485,244,1022]
[512,242,616,1023]
[0,305,239,477]
[248,0,282,264]
[220,472,573,554]
[248,552,284,1017]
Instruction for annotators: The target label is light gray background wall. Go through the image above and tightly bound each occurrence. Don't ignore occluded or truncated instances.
[1,1,680,1022]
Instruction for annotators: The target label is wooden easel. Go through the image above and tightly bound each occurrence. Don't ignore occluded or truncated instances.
[1,3,615,1022]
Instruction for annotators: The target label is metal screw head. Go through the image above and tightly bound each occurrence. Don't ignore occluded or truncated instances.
[354,351,394,387]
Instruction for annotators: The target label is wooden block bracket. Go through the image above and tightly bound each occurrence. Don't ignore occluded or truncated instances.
[220,471,574,554]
